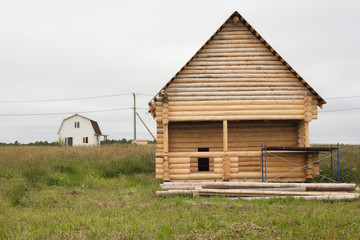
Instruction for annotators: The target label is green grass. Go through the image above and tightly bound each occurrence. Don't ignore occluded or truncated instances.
[0,144,359,239]
[314,144,360,183]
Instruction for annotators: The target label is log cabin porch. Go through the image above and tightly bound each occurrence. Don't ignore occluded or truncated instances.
[156,120,322,183]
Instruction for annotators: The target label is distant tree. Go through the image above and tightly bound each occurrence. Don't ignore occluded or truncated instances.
[101,138,132,145]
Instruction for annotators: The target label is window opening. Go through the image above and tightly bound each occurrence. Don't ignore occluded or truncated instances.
[198,148,209,171]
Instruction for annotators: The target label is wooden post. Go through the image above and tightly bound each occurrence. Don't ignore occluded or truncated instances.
[163,124,169,152]
[163,156,170,181]
[223,120,228,152]
[298,122,305,147]
[306,153,313,182]
[223,154,230,181]
[303,93,313,147]
[133,93,136,143]
[162,95,169,153]
[304,122,310,147]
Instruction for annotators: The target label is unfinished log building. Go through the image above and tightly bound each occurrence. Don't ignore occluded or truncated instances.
[149,11,326,182]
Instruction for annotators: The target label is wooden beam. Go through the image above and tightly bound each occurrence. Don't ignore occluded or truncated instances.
[163,156,169,181]
[163,124,169,153]
[223,154,231,181]
[304,122,310,147]
[162,103,169,153]
[223,120,228,151]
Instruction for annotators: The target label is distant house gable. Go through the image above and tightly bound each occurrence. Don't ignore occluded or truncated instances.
[58,114,102,135]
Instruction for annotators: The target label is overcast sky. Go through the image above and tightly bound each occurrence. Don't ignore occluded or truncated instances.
[0,0,359,144]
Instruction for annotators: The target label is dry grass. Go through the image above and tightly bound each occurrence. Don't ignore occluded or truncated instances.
[0,144,359,239]
[0,144,155,188]
[313,144,360,183]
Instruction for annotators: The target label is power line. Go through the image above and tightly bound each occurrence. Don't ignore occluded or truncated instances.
[0,92,153,103]
[320,107,360,113]
[1,91,358,103]
[326,95,360,100]
[135,92,154,97]
[0,107,148,116]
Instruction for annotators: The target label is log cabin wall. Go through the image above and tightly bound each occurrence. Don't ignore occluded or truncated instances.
[168,120,298,152]
[155,120,319,182]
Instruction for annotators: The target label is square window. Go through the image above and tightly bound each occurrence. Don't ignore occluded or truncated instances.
[74,122,80,128]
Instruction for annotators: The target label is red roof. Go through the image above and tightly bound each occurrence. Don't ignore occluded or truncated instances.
[90,120,102,135]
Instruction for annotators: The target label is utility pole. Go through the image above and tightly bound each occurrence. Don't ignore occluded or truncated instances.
[133,93,136,143]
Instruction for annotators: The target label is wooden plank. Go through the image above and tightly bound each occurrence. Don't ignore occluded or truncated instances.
[168,105,304,112]
[166,151,262,157]
[169,174,223,180]
[169,115,305,121]
[201,182,356,191]
[168,110,305,116]
[169,158,191,164]
[167,99,307,106]
[165,96,305,101]
[198,189,356,197]
[239,194,360,201]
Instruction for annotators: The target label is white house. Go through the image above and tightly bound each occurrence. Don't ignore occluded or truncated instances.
[58,114,107,146]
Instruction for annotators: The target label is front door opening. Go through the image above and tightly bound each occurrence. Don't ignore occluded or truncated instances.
[67,137,73,146]
[198,148,209,171]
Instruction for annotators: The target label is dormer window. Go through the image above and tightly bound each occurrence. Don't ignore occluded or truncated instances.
[74,122,80,128]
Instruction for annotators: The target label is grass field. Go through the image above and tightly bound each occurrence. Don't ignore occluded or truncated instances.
[0,144,359,239]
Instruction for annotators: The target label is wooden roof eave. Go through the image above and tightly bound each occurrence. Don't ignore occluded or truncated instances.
[148,11,326,117]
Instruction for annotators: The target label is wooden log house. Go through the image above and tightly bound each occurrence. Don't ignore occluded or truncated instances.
[148,11,327,182]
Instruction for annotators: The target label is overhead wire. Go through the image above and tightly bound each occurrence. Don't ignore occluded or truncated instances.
[0,92,153,103]
[1,92,359,103]
[326,95,360,100]
[0,107,149,116]
[1,91,360,114]
[320,107,360,113]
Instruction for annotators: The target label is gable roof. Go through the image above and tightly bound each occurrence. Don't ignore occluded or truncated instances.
[90,120,102,135]
[57,113,103,135]
[149,11,326,110]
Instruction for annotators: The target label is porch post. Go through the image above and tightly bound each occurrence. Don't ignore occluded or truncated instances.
[162,98,169,181]
[223,120,228,152]
[304,93,313,147]
[304,122,310,147]
[162,102,169,153]
[222,120,230,181]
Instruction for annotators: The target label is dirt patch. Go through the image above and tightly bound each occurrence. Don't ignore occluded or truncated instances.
[69,191,84,195]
